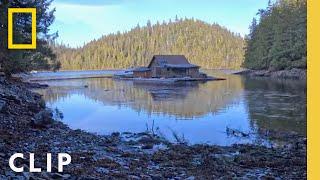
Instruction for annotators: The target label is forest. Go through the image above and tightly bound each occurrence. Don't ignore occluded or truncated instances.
[52,18,245,70]
[243,0,307,70]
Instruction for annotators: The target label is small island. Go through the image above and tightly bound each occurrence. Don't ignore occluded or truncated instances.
[114,55,225,83]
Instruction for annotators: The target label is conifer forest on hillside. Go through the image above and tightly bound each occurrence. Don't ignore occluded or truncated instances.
[52,18,246,70]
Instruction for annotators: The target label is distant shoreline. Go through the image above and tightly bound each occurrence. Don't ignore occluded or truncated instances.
[28,74,114,82]
[29,68,241,73]
[19,68,307,82]
[234,68,307,79]
[17,70,123,82]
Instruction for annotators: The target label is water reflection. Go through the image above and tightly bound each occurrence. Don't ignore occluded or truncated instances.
[34,71,306,145]
[243,77,306,136]
[37,75,244,119]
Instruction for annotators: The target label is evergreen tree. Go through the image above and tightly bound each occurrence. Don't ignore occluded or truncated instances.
[243,0,307,70]
[0,0,59,75]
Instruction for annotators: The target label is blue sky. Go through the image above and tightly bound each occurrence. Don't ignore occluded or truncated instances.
[51,0,269,47]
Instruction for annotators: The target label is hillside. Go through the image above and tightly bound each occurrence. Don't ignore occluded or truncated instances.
[243,0,307,70]
[52,18,245,70]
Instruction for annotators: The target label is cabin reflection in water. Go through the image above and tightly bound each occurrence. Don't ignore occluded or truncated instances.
[36,75,244,119]
[132,82,201,101]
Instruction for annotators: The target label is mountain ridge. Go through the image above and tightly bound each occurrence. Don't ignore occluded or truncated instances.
[52,18,245,70]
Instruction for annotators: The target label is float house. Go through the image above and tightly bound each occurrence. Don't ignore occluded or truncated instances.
[133,55,202,78]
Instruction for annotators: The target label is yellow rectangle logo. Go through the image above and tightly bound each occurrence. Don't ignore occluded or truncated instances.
[8,8,37,49]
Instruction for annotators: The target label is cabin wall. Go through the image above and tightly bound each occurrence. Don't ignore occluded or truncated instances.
[133,71,152,78]
[164,68,187,78]
[187,68,200,78]
[149,61,159,78]
[148,58,201,78]
[149,67,200,78]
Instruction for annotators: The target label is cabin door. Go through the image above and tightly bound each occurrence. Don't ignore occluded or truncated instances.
[154,67,161,77]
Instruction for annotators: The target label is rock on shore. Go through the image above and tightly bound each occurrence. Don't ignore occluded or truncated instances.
[0,76,306,179]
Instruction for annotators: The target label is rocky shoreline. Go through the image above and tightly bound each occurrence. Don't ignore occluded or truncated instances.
[235,68,306,79]
[0,76,306,179]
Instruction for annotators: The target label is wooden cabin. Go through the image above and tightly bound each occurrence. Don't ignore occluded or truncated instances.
[132,55,201,78]
[132,67,152,78]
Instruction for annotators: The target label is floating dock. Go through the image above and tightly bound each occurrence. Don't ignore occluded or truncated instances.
[114,76,226,84]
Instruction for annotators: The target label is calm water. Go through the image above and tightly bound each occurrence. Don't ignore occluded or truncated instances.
[34,70,306,146]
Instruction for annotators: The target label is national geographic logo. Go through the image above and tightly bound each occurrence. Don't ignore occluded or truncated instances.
[6,8,37,49]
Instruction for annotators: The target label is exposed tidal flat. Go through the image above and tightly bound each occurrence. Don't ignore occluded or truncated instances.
[0,70,306,179]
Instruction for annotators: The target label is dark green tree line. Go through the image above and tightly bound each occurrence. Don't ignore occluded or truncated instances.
[0,0,59,76]
[53,18,245,70]
[243,0,307,70]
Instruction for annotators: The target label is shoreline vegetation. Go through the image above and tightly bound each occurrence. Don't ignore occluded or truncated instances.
[235,68,307,79]
[243,0,306,72]
[0,75,306,179]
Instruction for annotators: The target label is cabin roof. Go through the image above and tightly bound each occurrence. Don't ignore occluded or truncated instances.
[147,55,200,68]
[163,64,199,68]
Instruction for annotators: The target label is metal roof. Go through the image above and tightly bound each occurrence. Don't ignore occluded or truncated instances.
[164,64,199,68]
[147,55,200,68]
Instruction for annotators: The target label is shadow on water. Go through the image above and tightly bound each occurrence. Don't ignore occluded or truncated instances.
[34,70,306,145]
